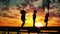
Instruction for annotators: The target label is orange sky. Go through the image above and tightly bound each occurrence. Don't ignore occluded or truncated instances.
[0,7,60,27]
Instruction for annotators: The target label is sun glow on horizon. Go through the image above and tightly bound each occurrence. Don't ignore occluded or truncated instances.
[35,22,45,27]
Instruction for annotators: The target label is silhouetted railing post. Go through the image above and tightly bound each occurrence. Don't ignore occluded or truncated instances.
[4,31,6,34]
[17,29,20,34]
[17,31,19,34]
[8,30,9,34]
[28,30,30,34]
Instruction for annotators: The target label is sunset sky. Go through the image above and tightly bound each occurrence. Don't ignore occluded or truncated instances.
[0,0,60,27]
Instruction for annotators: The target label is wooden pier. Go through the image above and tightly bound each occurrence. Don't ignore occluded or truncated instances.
[0,26,60,34]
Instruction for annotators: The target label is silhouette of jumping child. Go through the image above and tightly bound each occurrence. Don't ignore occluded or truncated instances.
[44,0,50,27]
[20,10,26,27]
[33,10,37,27]
[44,6,49,27]
[44,12,49,27]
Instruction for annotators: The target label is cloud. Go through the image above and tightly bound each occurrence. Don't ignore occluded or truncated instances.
[0,6,20,19]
